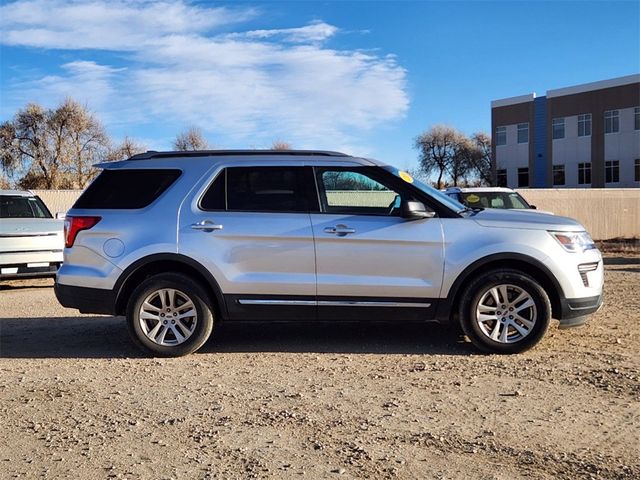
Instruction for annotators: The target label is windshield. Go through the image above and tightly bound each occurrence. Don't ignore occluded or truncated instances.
[0,195,52,219]
[459,191,531,209]
[383,166,466,212]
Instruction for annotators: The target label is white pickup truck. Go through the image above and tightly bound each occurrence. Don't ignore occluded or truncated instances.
[0,190,64,279]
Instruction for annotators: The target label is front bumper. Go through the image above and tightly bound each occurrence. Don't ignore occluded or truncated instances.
[557,294,603,329]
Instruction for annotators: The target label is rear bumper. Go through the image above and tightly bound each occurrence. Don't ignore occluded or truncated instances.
[54,282,117,315]
[558,294,603,329]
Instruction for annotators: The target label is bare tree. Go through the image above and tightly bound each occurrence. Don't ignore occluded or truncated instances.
[448,136,476,187]
[468,132,493,186]
[1,103,50,186]
[0,99,109,189]
[414,125,466,189]
[57,99,110,188]
[173,127,210,151]
[270,140,292,150]
[107,136,147,161]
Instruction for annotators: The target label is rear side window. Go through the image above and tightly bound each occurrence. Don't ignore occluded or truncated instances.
[200,167,315,212]
[74,169,181,209]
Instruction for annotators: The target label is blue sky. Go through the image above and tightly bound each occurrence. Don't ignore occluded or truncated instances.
[1,0,639,170]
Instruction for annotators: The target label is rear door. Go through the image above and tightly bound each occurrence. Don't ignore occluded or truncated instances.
[178,164,318,321]
[310,166,444,321]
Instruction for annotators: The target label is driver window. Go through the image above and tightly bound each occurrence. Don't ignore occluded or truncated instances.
[318,169,401,215]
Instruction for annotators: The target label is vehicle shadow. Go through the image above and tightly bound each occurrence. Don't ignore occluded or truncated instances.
[0,316,472,359]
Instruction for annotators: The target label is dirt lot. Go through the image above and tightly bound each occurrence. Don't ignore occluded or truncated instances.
[1,256,638,480]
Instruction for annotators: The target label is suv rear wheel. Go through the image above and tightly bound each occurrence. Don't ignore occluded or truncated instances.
[459,269,551,354]
[126,273,214,356]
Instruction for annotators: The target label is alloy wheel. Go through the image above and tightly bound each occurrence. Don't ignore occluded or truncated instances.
[475,284,537,344]
[138,288,198,346]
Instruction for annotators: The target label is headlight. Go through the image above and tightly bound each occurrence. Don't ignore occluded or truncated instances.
[549,231,595,253]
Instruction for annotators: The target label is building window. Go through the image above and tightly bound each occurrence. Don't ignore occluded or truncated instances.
[635,107,640,130]
[605,160,620,183]
[517,123,529,144]
[578,114,592,137]
[495,126,507,146]
[604,110,619,133]
[578,162,591,185]
[635,159,640,182]
[496,169,507,187]
[553,165,565,185]
[552,118,565,139]
[517,168,528,187]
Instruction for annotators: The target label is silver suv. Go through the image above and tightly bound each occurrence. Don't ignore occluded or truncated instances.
[55,150,603,356]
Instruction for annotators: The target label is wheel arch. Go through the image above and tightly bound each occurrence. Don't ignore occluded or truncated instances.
[436,253,564,323]
[114,253,227,320]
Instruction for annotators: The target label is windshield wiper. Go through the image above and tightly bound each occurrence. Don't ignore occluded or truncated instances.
[458,206,484,214]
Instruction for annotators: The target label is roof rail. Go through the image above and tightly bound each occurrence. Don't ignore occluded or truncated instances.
[127,149,350,160]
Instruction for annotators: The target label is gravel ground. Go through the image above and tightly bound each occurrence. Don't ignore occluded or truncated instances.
[0,256,638,479]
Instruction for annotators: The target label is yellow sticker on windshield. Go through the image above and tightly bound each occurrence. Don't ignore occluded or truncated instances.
[399,171,414,183]
[466,194,480,203]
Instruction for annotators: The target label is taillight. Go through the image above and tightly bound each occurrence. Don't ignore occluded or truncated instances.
[64,216,101,248]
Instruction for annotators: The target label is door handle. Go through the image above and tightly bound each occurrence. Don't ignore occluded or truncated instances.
[324,224,356,236]
[191,220,223,232]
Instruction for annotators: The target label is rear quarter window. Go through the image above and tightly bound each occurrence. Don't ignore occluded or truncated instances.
[73,169,181,209]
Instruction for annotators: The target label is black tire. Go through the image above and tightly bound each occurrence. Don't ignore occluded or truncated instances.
[458,269,551,354]
[126,273,214,357]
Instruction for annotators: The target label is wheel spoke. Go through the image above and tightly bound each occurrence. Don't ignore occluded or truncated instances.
[515,299,534,313]
[478,303,497,313]
[170,325,185,343]
[140,311,160,321]
[499,323,509,342]
[478,313,497,323]
[510,291,528,307]
[157,325,169,344]
[490,321,501,340]
[142,301,161,313]
[167,289,176,309]
[489,287,500,306]
[146,321,162,338]
[510,321,529,337]
[514,313,535,328]
[498,285,509,305]
[177,308,196,320]
[176,319,193,336]
[177,300,194,312]
[158,291,167,310]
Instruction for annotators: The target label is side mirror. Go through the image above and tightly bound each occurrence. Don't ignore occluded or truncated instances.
[402,200,435,219]
[55,212,66,219]
[530,205,537,210]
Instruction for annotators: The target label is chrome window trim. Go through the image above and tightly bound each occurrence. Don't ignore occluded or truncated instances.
[237,299,431,308]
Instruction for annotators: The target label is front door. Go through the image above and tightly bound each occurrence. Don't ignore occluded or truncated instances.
[310,166,444,321]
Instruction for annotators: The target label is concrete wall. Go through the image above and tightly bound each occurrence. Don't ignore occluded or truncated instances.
[516,189,640,240]
[32,189,639,240]
[32,190,83,216]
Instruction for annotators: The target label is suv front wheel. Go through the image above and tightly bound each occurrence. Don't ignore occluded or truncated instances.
[126,273,215,356]
[459,269,551,354]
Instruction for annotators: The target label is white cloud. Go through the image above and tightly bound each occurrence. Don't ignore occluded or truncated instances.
[0,0,255,50]
[229,21,339,43]
[0,0,408,151]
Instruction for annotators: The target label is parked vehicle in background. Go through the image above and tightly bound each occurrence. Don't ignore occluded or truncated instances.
[55,150,602,356]
[0,190,64,279]
[443,187,552,213]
